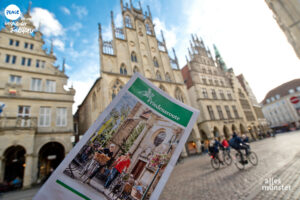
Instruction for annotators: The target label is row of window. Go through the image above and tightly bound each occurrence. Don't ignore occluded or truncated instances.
[124,15,153,35]
[201,76,225,87]
[5,54,46,68]
[9,39,34,49]
[201,88,233,100]
[130,52,160,68]
[265,87,300,104]
[207,105,239,121]
[201,67,218,75]
[17,106,67,127]
[9,75,56,92]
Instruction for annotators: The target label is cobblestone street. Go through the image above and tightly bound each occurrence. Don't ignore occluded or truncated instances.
[160,131,300,200]
[2,131,300,200]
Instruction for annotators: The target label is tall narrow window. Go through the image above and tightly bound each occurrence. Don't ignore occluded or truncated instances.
[232,105,239,118]
[5,54,10,63]
[125,15,132,28]
[219,90,225,100]
[211,89,217,99]
[15,40,19,46]
[46,80,56,92]
[21,57,26,66]
[92,92,97,109]
[120,64,127,75]
[133,66,139,73]
[27,58,31,66]
[39,107,51,127]
[36,60,40,68]
[175,88,184,103]
[12,56,16,64]
[165,73,171,82]
[207,105,215,120]
[153,57,159,67]
[217,105,224,120]
[31,78,42,91]
[30,44,34,50]
[9,39,13,45]
[18,106,31,127]
[225,105,232,119]
[10,75,21,84]
[131,52,137,62]
[146,23,152,35]
[156,71,162,80]
[41,61,46,68]
[24,42,28,48]
[227,91,233,100]
[202,88,208,98]
[56,108,67,127]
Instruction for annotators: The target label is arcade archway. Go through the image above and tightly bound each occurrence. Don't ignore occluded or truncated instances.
[3,145,26,186]
[38,142,65,181]
[223,125,230,139]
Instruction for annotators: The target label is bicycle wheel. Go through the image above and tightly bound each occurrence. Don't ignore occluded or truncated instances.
[234,153,245,170]
[248,151,258,166]
[211,158,220,169]
[223,153,232,166]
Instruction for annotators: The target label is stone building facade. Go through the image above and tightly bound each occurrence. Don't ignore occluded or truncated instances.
[0,8,75,188]
[265,0,300,59]
[182,35,268,147]
[261,79,300,131]
[75,1,201,156]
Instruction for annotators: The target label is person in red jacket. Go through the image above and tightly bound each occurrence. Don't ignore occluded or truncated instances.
[104,152,131,189]
[221,137,230,152]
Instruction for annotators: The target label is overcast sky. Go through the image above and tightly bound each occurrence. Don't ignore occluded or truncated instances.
[1,0,299,113]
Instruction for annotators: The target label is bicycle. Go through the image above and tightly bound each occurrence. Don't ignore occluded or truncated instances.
[221,147,232,166]
[209,153,224,169]
[234,149,258,170]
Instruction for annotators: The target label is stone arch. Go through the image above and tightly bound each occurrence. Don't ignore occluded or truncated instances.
[3,145,26,186]
[165,72,171,82]
[175,87,185,103]
[159,84,166,92]
[156,70,162,80]
[223,125,230,139]
[213,126,220,139]
[200,129,209,142]
[124,13,133,28]
[240,123,247,134]
[232,124,237,132]
[133,66,139,73]
[153,57,159,68]
[110,79,124,100]
[120,63,127,75]
[145,69,151,79]
[131,51,137,62]
[38,142,65,181]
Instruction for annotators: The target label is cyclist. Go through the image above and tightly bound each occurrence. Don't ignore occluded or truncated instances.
[229,132,249,164]
[208,138,224,165]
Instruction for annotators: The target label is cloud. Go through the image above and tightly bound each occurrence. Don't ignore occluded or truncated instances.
[31,7,64,37]
[102,25,113,40]
[153,18,177,50]
[68,22,83,31]
[72,4,88,19]
[60,6,71,15]
[65,63,72,70]
[53,38,65,51]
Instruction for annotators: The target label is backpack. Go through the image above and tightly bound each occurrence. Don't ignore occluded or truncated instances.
[229,137,237,148]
